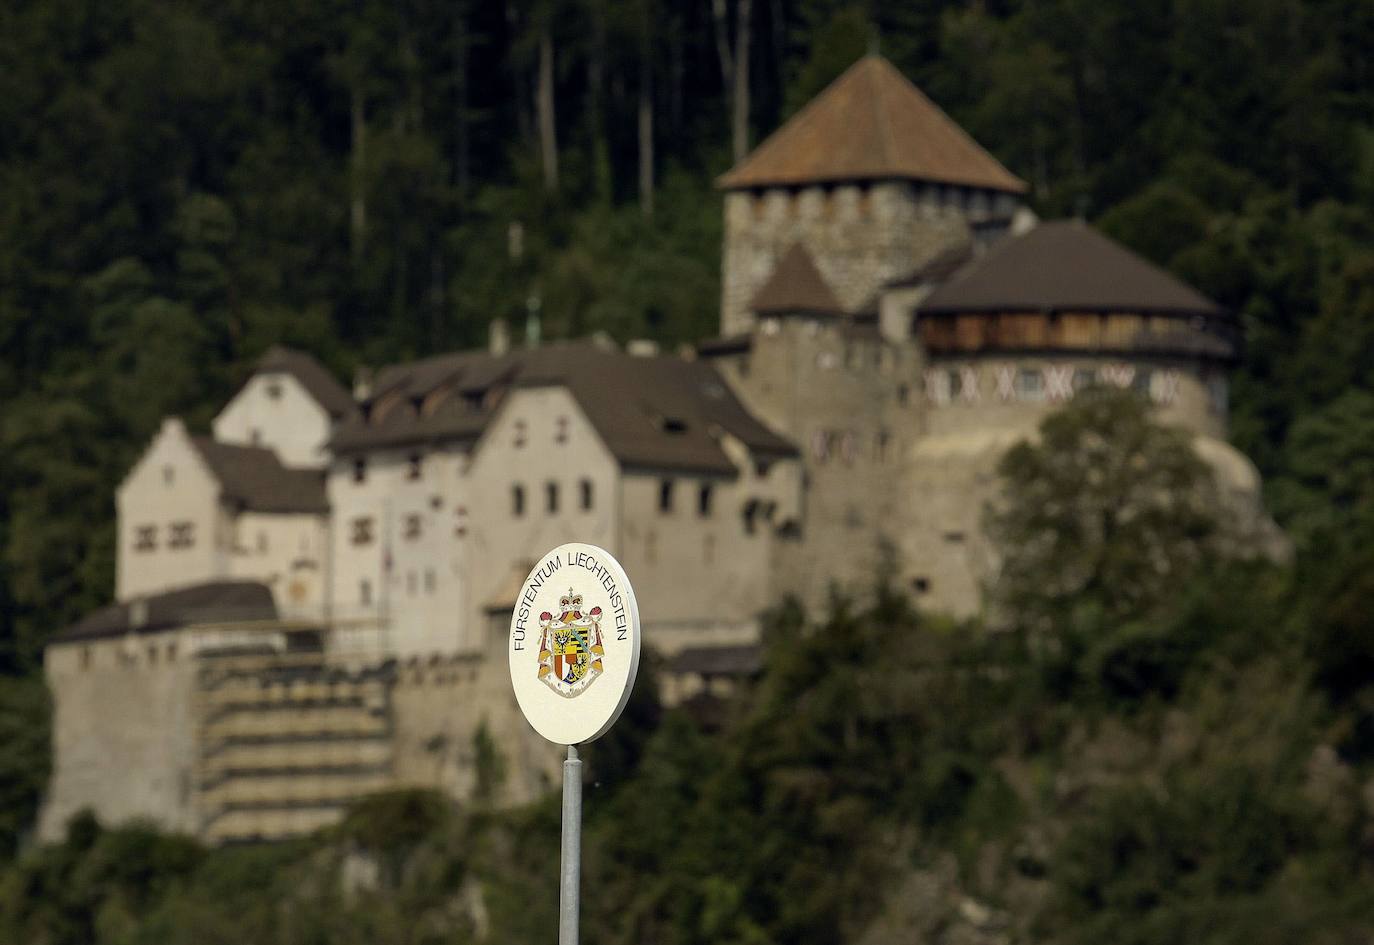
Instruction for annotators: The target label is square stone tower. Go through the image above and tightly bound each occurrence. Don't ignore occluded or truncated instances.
[716,56,1027,337]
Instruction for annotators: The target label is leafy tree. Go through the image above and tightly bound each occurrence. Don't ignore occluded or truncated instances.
[986,388,1228,632]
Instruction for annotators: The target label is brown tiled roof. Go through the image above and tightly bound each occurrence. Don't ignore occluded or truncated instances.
[919,220,1224,317]
[718,56,1026,193]
[255,346,357,418]
[749,244,845,316]
[51,581,277,644]
[330,342,797,475]
[191,438,329,514]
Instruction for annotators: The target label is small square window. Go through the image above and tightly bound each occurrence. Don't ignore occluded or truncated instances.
[351,517,375,546]
[135,525,157,551]
[169,521,195,549]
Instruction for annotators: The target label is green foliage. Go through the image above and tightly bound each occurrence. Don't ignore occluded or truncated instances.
[986,388,1226,631]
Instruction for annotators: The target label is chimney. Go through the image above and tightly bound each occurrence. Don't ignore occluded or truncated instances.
[353,366,374,400]
[489,318,510,355]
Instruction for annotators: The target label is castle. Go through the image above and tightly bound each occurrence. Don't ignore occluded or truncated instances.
[39,56,1267,844]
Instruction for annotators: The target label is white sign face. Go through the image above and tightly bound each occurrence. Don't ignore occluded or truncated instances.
[508,543,642,745]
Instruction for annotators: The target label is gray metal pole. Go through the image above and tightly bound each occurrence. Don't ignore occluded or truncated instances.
[559,745,582,945]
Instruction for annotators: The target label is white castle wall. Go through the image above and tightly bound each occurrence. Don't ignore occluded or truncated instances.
[213,372,333,469]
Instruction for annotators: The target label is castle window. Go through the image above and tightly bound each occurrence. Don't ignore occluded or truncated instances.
[514,419,527,448]
[1015,368,1046,402]
[512,484,525,517]
[556,416,569,444]
[547,481,560,514]
[407,453,423,480]
[167,642,176,663]
[266,380,283,401]
[912,576,931,594]
[876,430,891,462]
[147,644,158,666]
[162,465,175,486]
[658,480,674,514]
[135,525,157,551]
[360,579,372,606]
[742,499,760,535]
[944,531,966,544]
[580,479,594,511]
[351,517,374,546]
[897,384,910,406]
[947,369,963,399]
[454,505,468,538]
[353,458,367,484]
[698,483,714,518]
[404,514,422,540]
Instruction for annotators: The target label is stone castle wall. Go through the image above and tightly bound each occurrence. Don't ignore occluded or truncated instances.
[720,182,991,336]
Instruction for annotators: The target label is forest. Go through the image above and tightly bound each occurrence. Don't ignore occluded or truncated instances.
[1,0,1374,941]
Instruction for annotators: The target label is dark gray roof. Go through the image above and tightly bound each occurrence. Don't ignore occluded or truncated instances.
[191,438,329,513]
[51,581,278,644]
[330,342,797,475]
[919,220,1223,317]
[255,346,356,418]
[750,244,845,317]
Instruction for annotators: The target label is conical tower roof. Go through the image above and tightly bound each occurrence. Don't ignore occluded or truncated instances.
[718,56,1026,194]
[749,244,845,316]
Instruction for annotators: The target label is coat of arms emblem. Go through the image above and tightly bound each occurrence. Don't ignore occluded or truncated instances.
[537,589,605,698]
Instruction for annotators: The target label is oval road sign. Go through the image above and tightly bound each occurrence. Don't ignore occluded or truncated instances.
[508,542,642,745]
